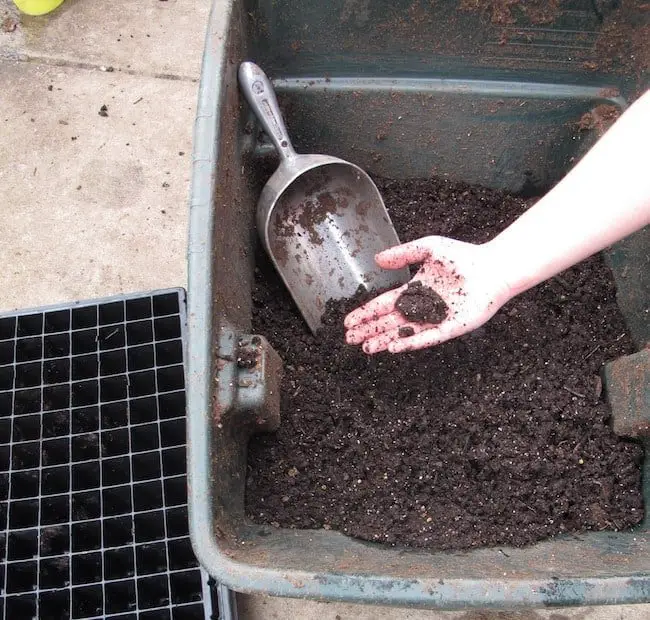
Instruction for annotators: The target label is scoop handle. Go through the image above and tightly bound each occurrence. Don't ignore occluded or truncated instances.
[238,62,296,160]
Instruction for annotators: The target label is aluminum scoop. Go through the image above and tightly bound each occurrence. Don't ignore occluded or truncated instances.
[239,62,409,333]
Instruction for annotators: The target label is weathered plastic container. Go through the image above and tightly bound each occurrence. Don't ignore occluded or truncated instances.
[186,0,649,609]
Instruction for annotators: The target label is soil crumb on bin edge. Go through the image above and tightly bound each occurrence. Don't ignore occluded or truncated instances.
[246,176,644,551]
[396,281,449,325]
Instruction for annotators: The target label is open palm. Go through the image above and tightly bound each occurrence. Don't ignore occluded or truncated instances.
[344,236,512,354]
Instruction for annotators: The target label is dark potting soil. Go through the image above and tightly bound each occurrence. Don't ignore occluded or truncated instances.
[246,177,644,550]
[398,326,415,338]
[396,280,449,325]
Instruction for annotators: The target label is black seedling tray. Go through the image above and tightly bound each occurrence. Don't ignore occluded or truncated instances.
[0,289,216,620]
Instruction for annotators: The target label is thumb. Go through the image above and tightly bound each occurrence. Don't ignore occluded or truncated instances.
[375,239,431,270]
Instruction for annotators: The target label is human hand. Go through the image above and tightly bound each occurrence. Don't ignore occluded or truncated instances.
[344,236,513,354]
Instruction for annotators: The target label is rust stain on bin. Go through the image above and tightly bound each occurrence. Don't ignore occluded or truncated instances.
[576,105,620,135]
[285,575,306,589]
[604,348,650,438]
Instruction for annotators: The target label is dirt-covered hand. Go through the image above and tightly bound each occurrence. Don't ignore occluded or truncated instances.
[344,236,512,354]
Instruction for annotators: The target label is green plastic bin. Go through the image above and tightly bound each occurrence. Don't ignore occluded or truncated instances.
[186,0,649,609]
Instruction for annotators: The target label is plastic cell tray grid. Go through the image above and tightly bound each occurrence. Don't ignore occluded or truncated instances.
[0,289,213,620]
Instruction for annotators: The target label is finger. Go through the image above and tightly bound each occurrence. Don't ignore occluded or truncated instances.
[343,287,405,329]
[362,323,425,354]
[362,334,392,355]
[375,240,432,270]
[345,311,406,344]
[387,321,460,353]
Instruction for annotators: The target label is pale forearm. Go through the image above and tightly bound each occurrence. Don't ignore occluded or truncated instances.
[488,89,650,298]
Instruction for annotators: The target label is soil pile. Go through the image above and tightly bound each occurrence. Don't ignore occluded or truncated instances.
[246,177,644,550]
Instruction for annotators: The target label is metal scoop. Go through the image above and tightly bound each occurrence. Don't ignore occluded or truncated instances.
[239,62,409,334]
